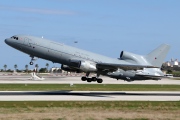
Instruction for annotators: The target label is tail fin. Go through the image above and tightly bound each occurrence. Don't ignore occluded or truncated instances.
[145,44,170,68]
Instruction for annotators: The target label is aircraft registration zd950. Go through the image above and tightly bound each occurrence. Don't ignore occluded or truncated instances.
[5,35,170,83]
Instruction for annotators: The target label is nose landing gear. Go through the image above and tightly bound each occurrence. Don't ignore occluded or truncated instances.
[29,55,37,65]
[30,61,33,65]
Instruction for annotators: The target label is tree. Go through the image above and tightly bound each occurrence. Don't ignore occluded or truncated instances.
[25,64,28,73]
[35,64,39,73]
[14,64,18,72]
[167,69,172,74]
[46,63,49,72]
[39,68,47,73]
[3,64,7,71]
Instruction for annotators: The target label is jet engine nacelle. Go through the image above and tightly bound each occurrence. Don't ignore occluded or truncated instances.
[80,61,97,72]
[61,64,81,73]
[69,59,97,72]
[120,51,148,65]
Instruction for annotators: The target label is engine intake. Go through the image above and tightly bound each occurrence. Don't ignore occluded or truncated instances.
[61,64,81,73]
[120,51,147,64]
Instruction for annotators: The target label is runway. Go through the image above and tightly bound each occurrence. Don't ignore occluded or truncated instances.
[0,74,180,85]
[0,74,179,101]
[0,91,180,101]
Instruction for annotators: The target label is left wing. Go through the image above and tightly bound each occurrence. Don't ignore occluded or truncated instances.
[136,74,165,79]
[135,73,164,78]
[96,63,158,72]
[135,68,165,79]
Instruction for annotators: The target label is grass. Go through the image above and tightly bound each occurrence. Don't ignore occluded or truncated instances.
[0,101,180,120]
[107,119,149,120]
[0,84,180,91]
[172,78,180,80]
[0,101,179,110]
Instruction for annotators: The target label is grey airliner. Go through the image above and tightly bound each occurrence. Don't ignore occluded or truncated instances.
[5,35,170,83]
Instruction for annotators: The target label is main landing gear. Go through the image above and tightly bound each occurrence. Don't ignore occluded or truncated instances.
[81,73,103,83]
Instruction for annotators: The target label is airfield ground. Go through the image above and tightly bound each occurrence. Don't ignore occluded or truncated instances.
[0,101,180,120]
[0,74,179,120]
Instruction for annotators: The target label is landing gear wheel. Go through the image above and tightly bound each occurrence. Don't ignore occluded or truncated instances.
[87,78,92,82]
[30,62,33,65]
[91,77,97,82]
[97,78,103,83]
[81,76,87,81]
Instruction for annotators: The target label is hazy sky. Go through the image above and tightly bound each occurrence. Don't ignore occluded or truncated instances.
[0,0,180,70]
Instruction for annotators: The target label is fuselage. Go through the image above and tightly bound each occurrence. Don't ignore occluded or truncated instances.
[5,35,164,81]
[5,35,138,69]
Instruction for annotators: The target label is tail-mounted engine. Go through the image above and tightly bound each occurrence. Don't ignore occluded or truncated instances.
[120,51,148,65]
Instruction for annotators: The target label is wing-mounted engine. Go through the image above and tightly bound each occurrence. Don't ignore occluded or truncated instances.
[80,61,97,72]
[68,59,97,72]
[120,51,148,65]
[61,64,81,73]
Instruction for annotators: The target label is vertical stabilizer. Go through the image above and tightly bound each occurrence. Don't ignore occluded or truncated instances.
[145,44,170,68]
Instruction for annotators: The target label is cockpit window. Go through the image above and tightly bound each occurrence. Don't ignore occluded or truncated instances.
[11,36,18,40]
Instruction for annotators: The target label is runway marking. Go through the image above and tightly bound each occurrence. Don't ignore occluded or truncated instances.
[0,91,179,101]
[0,91,180,96]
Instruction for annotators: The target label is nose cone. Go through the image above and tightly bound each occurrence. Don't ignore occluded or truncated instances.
[5,38,10,45]
[5,38,14,46]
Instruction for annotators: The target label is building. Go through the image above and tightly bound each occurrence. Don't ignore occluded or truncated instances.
[164,59,179,67]
[50,67,62,73]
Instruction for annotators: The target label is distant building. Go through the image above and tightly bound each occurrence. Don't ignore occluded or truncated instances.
[164,59,179,67]
[50,67,62,73]
[171,59,179,66]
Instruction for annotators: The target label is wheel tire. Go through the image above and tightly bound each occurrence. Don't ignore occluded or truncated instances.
[87,78,92,82]
[30,62,33,65]
[97,78,103,83]
[81,76,87,81]
[91,77,97,81]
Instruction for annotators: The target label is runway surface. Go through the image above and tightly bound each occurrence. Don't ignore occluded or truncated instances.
[0,91,179,101]
[0,74,179,101]
[0,74,180,85]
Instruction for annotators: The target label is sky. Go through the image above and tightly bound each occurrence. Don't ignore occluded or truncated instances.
[0,0,180,70]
